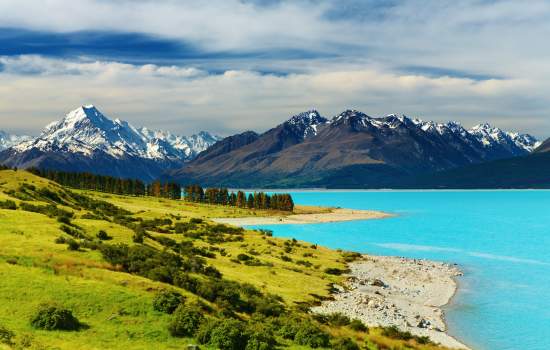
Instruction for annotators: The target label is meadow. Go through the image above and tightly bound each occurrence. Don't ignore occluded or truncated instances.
[0,170,455,350]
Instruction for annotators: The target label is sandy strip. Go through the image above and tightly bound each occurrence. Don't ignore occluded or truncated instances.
[212,208,392,226]
[312,256,470,350]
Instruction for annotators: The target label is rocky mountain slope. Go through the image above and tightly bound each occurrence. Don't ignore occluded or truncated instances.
[169,109,540,188]
[0,105,220,180]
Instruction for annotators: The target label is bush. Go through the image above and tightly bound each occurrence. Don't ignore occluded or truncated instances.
[66,239,80,251]
[96,230,112,241]
[332,337,360,350]
[168,305,204,337]
[132,227,145,244]
[252,295,285,317]
[57,216,72,225]
[324,267,345,275]
[237,253,252,261]
[349,319,368,332]
[326,312,351,326]
[381,325,413,340]
[0,200,16,210]
[0,325,14,345]
[30,304,80,331]
[277,316,302,340]
[153,290,185,314]
[245,324,276,350]
[294,323,330,348]
[209,319,248,350]
[196,318,220,345]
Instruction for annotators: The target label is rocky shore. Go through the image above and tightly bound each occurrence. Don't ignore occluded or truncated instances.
[312,256,470,349]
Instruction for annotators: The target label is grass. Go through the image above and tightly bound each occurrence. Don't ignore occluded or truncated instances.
[0,170,456,350]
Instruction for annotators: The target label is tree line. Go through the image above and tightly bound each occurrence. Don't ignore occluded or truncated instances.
[183,185,294,212]
[21,168,294,211]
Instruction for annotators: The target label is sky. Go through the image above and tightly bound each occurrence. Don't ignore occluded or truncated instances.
[0,0,549,138]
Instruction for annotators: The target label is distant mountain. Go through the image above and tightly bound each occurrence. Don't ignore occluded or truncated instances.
[0,105,221,180]
[0,130,32,151]
[535,137,550,153]
[405,140,550,189]
[168,109,541,188]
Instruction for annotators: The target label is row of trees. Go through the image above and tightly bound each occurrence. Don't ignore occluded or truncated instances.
[183,185,294,212]
[28,168,149,196]
[23,168,294,211]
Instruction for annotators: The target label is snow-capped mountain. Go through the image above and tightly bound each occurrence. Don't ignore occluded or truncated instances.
[410,118,540,159]
[169,109,542,188]
[12,105,220,161]
[469,122,541,153]
[0,105,221,180]
[0,131,32,151]
[285,110,328,139]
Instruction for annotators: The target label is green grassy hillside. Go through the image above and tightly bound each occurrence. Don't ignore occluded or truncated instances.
[0,170,455,350]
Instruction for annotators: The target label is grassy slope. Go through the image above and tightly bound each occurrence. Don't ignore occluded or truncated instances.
[0,170,454,350]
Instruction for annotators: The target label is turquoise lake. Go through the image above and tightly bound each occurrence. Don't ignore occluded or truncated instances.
[250,190,550,350]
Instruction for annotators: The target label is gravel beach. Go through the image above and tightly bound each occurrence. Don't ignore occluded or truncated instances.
[312,255,470,349]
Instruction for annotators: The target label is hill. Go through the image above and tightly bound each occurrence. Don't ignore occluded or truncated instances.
[0,170,453,350]
[404,143,550,189]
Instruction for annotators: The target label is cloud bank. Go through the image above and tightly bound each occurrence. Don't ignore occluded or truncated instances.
[0,1,549,137]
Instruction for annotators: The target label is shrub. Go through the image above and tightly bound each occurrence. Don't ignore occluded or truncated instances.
[324,267,345,275]
[196,318,220,345]
[54,236,66,244]
[381,325,413,340]
[190,218,203,224]
[96,230,112,241]
[349,319,368,332]
[57,216,72,225]
[168,305,204,337]
[0,200,16,210]
[30,304,80,331]
[245,324,276,350]
[153,290,185,314]
[341,251,362,262]
[66,239,80,251]
[326,312,351,327]
[132,227,145,244]
[0,325,14,345]
[332,337,360,350]
[277,316,302,339]
[252,295,285,317]
[237,253,252,261]
[209,319,248,350]
[294,323,330,348]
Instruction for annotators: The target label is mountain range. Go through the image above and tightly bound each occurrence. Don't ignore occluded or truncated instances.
[0,131,32,151]
[1,106,546,188]
[0,105,221,180]
[168,109,542,188]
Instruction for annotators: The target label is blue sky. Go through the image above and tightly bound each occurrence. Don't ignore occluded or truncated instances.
[0,0,549,138]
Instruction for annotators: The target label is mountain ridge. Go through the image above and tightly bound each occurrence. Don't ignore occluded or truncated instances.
[169,109,541,188]
[0,105,221,180]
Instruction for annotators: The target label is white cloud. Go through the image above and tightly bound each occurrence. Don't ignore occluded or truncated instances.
[1,1,550,137]
[0,55,546,138]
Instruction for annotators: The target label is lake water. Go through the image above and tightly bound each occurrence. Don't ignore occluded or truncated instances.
[250,191,550,350]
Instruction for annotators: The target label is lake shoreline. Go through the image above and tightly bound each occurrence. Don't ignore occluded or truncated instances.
[312,255,470,350]
[211,208,393,225]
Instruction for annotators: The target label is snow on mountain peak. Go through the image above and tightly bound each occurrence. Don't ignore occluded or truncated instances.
[0,130,33,151]
[10,105,221,161]
[285,110,328,138]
